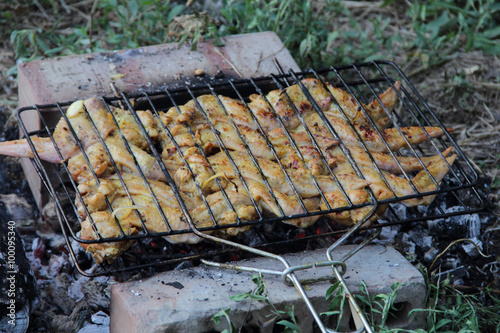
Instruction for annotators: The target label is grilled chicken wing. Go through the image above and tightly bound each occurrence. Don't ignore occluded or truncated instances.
[223,178,322,228]
[250,79,401,133]
[0,98,117,163]
[78,173,259,263]
[109,106,159,150]
[68,135,166,183]
[206,150,370,198]
[308,112,450,153]
[302,78,401,130]
[329,146,455,175]
[335,154,457,206]
[206,150,373,227]
[80,211,138,264]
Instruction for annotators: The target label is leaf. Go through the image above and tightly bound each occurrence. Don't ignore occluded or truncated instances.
[229,292,251,302]
[44,46,64,55]
[129,0,139,18]
[276,319,300,331]
[167,4,185,23]
[212,308,231,325]
[325,282,341,299]
[425,11,450,38]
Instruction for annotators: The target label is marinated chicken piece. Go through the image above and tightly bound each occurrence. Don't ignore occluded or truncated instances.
[381,154,458,206]
[110,105,159,150]
[249,79,401,133]
[320,79,401,130]
[0,98,117,163]
[206,150,370,199]
[305,112,450,153]
[76,172,201,217]
[336,154,457,206]
[118,188,257,243]
[318,188,373,226]
[80,211,138,264]
[78,174,260,262]
[162,94,339,175]
[160,95,275,160]
[0,98,162,165]
[203,150,375,227]
[267,125,338,175]
[264,83,317,130]
[247,94,282,133]
[190,190,258,237]
[68,135,166,183]
[288,78,401,130]
[329,146,455,175]
[223,178,322,228]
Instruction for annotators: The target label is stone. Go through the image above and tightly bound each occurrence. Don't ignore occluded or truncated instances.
[110,245,427,333]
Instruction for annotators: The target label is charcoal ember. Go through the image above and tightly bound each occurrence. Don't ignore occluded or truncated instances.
[68,275,112,309]
[41,195,80,234]
[372,225,401,246]
[39,275,77,316]
[428,208,484,239]
[0,215,38,332]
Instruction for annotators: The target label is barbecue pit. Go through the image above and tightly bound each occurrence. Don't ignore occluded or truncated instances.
[13,32,486,332]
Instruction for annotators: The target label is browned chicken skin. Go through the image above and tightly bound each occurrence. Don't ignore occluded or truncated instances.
[0,79,458,264]
[78,173,259,263]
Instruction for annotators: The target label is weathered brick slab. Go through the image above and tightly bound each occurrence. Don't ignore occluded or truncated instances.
[17,31,298,107]
[110,245,426,332]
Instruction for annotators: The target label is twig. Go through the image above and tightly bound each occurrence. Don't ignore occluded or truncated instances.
[32,0,52,21]
[429,238,491,275]
[59,0,71,14]
[451,284,500,295]
[212,46,243,78]
[87,0,99,52]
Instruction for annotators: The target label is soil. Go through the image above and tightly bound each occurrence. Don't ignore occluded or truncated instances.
[0,1,498,332]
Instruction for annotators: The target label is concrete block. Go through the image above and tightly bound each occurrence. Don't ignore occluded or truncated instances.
[110,245,427,332]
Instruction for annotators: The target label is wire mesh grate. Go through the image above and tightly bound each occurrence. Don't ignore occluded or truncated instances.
[17,61,485,276]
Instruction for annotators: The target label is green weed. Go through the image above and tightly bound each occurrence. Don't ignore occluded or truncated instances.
[213,274,299,333]
[218,273,500,332]
[7,0,187,74]
[6,0,500,73]
[411,276,500,333]
[324,280,406,332]
[407,0,500,68]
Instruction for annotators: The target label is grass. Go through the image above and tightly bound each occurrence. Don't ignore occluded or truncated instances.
[212,274,299,333]
[6,0,500,71]
[215,272,500,332]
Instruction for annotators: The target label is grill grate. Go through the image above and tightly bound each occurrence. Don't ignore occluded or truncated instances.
[17,61,485,277]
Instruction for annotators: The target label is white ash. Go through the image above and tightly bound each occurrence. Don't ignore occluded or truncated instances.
[461,237,483,257]
[0,193,35,227]
[424,247,440,263]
